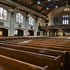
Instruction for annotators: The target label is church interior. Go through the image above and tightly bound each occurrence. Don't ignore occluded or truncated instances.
[0,0,70,70]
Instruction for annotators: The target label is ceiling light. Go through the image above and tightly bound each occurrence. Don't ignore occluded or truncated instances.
[46,7,49,10]
[37,1,41,4]
[55,5,58,8]
[48,0,51,2]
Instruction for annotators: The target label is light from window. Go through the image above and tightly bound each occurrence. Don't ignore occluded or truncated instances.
[0,7,7,21]
[29,15,34,25]
[62,14,69,25]
[16,13,23,23]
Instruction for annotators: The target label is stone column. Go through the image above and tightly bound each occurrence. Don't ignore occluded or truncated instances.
[9,11,15,36]
[47,31,50,37]
[34,17,38,36]
[25,15,29,36]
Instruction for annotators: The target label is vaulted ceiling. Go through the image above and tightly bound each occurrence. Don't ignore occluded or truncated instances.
[11,0,70,16]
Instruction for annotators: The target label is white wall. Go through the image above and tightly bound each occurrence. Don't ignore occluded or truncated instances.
[0,4,46,36]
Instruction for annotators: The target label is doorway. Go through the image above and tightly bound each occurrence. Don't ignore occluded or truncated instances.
[37,31,40,36]
[15,29,23,36]
[0,28,8,36]
[28,30,34,36]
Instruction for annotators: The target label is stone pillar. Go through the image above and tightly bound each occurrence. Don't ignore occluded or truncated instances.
[23,15,26,36]
[34,17,38,36]
[9,11,14,36]
[47,31,50,37]
[25,15,29,36]
[55,32,57,36]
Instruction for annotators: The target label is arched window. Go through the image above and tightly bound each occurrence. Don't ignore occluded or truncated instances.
[62,14,69,25]
[0,7,7,21]
[16,13,23,23]
[29,15,34,25]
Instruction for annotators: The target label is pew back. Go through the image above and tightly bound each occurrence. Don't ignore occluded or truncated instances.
[0,46,62,70]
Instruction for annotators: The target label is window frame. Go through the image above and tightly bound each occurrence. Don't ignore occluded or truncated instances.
[28,15,34,26]
[0,7,8,21]
[16,13,24,24]
[62,14,69,25]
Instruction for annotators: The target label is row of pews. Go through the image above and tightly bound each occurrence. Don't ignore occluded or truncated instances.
[0,37,70,70]
[0,46,64,70]
[21,38,70,47]
[0,45,64,69]
[18,38,70,70]
[0,36,47,41]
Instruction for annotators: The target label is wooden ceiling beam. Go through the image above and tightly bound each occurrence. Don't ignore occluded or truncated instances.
[31,0,47,7]
[5,0,69,16]
[5,0,46,18]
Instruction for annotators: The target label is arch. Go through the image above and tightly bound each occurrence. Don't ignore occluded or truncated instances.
[28,30,34,36]
[0,26,9,30]
[48,6,70,25]
[0,26,9,36]
[0,28,8,36]
[14,28,24,36]
[0,4,9,12]
[37,31,40,36]
[49,6,70,16]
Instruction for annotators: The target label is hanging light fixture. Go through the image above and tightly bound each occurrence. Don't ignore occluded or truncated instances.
[64,1,70,11]
[37,1,41,4]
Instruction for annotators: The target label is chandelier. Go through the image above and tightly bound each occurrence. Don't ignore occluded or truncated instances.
[64,1,70,11]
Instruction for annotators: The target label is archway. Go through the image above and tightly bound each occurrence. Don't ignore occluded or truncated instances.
[14,29,23,36]
[0,28,8,36]
[37,31,40,36]
[28,30,34,36]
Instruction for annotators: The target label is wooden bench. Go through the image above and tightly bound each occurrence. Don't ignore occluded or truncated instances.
[0,43,64,57]
[21,43,70,70]
[0,55,48,70]
[0,36,47,41]
[0,46,62,70]
[0,43,65,70]
[20,39,70,48]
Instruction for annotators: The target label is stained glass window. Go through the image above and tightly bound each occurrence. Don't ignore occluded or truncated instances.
[16,13,23,23]
[0,7,7,21]
[29,15,34,25]
[62,14,69,25]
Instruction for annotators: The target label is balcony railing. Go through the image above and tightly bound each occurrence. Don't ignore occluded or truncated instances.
[46,25,70,29]
[38,26,46,31]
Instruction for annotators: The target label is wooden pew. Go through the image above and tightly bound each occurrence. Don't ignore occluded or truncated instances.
[0,36,47,41]
[0,43,65,67]
[17,42,70,70]
[0,55,48,70]
[0,43,64,57]
[2,39,69,70]
[20,39,70,48]
[0,46,62,70]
